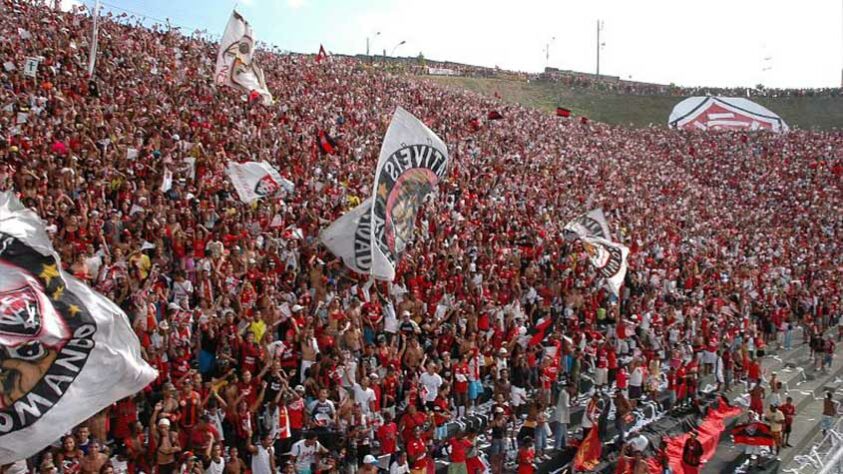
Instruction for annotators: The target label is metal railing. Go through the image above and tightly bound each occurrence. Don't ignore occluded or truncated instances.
[786,417,843,474]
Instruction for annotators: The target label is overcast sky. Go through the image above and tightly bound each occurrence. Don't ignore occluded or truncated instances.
[82,0,843,88]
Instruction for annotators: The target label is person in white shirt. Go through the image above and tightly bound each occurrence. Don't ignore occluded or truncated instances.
[389,451,410,474]
[247,434,275,474]
[419,362,443,407]
[203,443,225,474]
[352,375,377,414]
[291,433,328,474]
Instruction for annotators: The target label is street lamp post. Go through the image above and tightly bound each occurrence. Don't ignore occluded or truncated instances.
[596,20,605,78]
[544,36,556,69]
[390,40,407,57]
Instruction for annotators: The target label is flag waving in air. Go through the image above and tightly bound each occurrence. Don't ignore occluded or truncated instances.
[215,11,273,105]
[321,107,449,280]
[226,161,294,203]
[556,107,571,117]
[574,422,602,471]
[564,209,629,296]
[0,193,156,464]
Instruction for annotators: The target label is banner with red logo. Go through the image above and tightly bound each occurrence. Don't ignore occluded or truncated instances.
[0,193,157,464]
[214,11,273,105]
[226,161,295,203]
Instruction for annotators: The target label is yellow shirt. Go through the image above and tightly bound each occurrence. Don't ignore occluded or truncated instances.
[249,319,267,343]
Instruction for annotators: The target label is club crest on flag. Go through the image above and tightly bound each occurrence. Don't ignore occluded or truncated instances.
[0,232,96,420]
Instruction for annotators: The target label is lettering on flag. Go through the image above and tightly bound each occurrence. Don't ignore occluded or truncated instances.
[321,108,448,280]
[563,208,611,241]
[369,108,449,280]
[0,193,156,464]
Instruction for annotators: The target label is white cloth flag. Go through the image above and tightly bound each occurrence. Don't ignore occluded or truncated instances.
[321,107,449,280]
[580,236,629,296]
[320,198,375,276]
[563,208,611,241]
[214,11,273,105]
[564,209,628,295]
[0,193,156,464]
[226,161,294,203]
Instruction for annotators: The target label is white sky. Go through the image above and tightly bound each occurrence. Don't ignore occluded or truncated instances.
[337,0,843,88]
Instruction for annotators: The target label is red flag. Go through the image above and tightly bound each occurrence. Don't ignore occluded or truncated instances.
[528,316,554,347]
[556,107,571,117]
[732,422,775,447]
[318,130,336,154]
[316,44,328,63]
[487,110,503,120]
[574,425,601,471]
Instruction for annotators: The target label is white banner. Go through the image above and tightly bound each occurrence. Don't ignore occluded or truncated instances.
[23,57,39,78]
[581,236,629,296]
[563,208,611,241]
[368,107,449,281]
[320,198,374,276]
[226,161,294,203]
[214,11,273,105]
[0,193,156,463]
[321,108,448,280]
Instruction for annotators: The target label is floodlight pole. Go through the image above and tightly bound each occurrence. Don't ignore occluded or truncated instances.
[596,20,603,78]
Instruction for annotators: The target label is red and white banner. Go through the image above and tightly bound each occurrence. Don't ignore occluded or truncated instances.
[668,97,788,132]
[226,161,294,203]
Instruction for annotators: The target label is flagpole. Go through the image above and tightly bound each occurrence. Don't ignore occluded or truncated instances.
[87,0,99,78]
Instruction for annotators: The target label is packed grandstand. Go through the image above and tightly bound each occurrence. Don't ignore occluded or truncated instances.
[0,1,842,474]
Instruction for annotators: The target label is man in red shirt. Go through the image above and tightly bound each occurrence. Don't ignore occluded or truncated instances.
[780,396,796,448]
[447,431,473,474]
[376,412,398,456]
[188,415,219,457]
[407,426,429,474]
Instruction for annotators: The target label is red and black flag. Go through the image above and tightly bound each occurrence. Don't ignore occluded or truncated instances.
[527,315,556,347]
[487,110,503,120]
[318,130,337,154]
[556,107,571,117]
[732,422,775,447]
[316,44,328,63]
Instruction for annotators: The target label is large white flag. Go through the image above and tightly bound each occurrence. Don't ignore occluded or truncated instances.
[320,107,449,280]
[0,193,156,464]
[564,209,628,295]
[563,208,611,241]
[581,236,629,296]
[320,198,374,276]
[214,11,273,105]
[226,161,294,203]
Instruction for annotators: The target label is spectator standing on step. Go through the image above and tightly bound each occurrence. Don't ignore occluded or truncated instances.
[780,396,796,448]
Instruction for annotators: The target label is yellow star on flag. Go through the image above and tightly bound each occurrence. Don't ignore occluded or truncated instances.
[40,263,60,286]
[51,285,64,301]
[378,183,388,199]
[68,304,81,317]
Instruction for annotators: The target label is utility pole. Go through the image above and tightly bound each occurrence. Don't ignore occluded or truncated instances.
[596,20,603,78]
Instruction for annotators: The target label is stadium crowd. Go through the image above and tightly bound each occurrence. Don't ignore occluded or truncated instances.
[0,1,842,474]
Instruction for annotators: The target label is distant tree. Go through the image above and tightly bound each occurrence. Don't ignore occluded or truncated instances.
[755,83,765,90]
[417,52,425,66]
